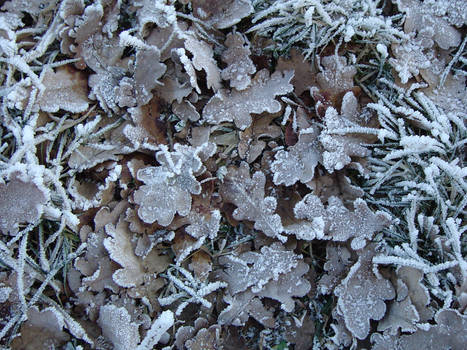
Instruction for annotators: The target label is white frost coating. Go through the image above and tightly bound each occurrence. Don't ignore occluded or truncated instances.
[98,304,140,350]
[136,311,174,350]
[376,43,388,58]
[203,69,294,130]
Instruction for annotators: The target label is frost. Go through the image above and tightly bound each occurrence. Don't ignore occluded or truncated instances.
[293,194,391,249]
[203,69,294,130]
[220,162,285,241]
[219,243,301,295]
[221,32,256,91]
[316,56,356,94]
[389,40,431,84]
[37,66,89,113]
[319,92,372,172]
[134,143,213,226]
[192,0,253,29]
[335,247,395,340]
[0,0,465,346]
[250,0,406,58]
[0,171,48,235]
[318,244,352,294]
[397,0,462,50]
[104,218,145,288]
[158,265,227,316]
[184,33,221,91]
[271,124,321,186]
[373,309,467,349]
[218,244,310,325]
[10,306,69,349]
[98,304,140,350]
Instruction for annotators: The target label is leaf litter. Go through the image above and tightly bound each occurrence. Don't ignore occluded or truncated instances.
[0,0,466,349]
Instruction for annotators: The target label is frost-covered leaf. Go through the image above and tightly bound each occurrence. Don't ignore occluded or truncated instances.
[373,309,467,350]
[221,32,256,90]
[134,144,210,226]
[124,99,168,150]
[88,67,126,113]
[316,55,356,94]
[154,75,193,104]
[104,218,144,288]
[218,247,310,326]
[377,279,419,335]
[131,48,166,106]
[0,171,48,235]
[98,304,140,350]
[397,267,433,322]
[75,224,119,293]
[67,161,122,210]
[135,0,176,34]
[38,66,89,113]
[219,243,301,295]
[218,291,275,328]
[277,49,317,95]
[307,171,364,203]
[389,40,431,84]
[319,94,371,172]
[293,194,391,249]
[335,247,395,340]
[136,310,174,350]
[184,34,221,91]
[220,162,285,241]
[257,260,311,312]
[11,307,69,350]
[175,318,208,350]
[397,0,462,49]
[173,100,200,122]
[318,243,352,294]
[192,0,253,29]
[271,125,321,186]
[425,73,467,117]
[203,69,294,130]
[185,324,221,350]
